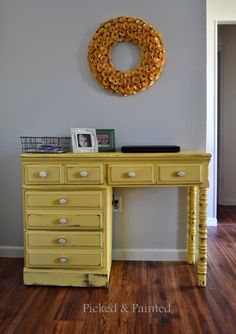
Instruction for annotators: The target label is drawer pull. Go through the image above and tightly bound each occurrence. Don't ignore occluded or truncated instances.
[80,171,88,177]
[58,198,67,205]
[39,171,48,178]
[58,238,66,244]
[59,257,69,263]
[128,171,136,178]
[59,218,67,224]
[177,171,186,177]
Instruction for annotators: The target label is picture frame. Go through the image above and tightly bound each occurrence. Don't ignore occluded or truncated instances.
[71,128,98,153]
[96,129,116,152]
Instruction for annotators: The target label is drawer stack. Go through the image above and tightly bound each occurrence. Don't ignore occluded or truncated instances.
[22,161,112,287]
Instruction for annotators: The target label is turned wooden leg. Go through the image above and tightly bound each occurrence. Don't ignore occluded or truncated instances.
[198,187,208,287]
[187,186,197,264]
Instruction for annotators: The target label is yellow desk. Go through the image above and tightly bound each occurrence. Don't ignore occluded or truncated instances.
[21,152,211,287]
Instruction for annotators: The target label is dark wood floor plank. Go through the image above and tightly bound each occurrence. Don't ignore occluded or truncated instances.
[119,262,150,334]
[54,287,92,321]
[217,205,236,224]
[6,286,70,334]
[0,259,23,307]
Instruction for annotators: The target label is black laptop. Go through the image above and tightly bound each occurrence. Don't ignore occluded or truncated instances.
[121,145,180,153]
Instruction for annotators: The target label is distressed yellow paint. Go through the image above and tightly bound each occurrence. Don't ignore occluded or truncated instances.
[65,163,104,184]
[26,191,103,208]
[26,249,103,268]
[26,231,103,248]
[158,164,202,184]
[198,187,208,287]
[25,164,63,184]
[27,212,103,229]
[108,163,155,184]
[24,268,109,287]
[21,151,211,287]
[187,186,197,264]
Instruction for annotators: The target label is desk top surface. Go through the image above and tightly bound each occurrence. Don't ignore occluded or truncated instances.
[21,151,211,160]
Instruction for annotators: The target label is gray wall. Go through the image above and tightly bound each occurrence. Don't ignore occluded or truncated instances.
[0,0,206,258]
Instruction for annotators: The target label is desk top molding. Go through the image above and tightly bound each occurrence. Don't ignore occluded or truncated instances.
[21,151,211,161]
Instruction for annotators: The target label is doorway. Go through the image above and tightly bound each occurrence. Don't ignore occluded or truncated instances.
[217,24,236,224]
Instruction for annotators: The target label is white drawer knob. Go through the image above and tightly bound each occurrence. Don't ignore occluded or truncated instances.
[59,218,67,224]
[39,171,48,178]
[80,171,88,177]
[58,238,66,244]
[58,198,67,205]
[59,257,68,263]
[128,171,136,178]
[177,171,186,177]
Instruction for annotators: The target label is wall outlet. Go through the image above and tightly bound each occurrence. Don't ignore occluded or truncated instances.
[112,196,122,212]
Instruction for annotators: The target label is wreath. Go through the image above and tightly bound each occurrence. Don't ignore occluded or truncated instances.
[88,17,165,96]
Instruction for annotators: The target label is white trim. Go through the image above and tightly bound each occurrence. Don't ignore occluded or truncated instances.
[213,20,219,218]
[0,246,187,261]
[0,246,24,258]
[207,217,218,226]
[206,18,219,219]
[1,238,219,259]
[112,248,187,261]
[207,16,236,222]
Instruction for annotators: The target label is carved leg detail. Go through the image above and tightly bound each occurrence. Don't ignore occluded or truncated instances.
[187,186,197,264]
[198,187,208,287]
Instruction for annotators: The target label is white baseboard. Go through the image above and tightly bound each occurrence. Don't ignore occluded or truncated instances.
[0,219,217,260]
[0,246,24,258]
[208,217,217,226]
[0,246,188,260]
[112,248,187,261]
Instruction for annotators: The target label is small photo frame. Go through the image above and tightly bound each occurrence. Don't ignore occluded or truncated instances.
[71,128,98,153]
[96,129,116,152]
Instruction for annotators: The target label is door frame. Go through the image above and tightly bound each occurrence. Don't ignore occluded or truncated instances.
[207,20,236,220]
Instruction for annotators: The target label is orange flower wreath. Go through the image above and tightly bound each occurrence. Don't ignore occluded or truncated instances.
[88,17,165,96]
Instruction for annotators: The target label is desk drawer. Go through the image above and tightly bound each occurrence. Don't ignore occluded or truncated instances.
[26,231,103,248]
[158,164,202,184]
[108,164,155,185]
[26,250,103,268]
[65,164,104,184]
[24,165,62,184]
[27,212,103,229]
[26,191,103,208]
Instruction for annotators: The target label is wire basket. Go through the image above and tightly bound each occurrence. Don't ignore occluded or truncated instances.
[20,137,71,153]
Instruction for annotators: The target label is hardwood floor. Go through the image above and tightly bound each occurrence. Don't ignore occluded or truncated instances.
[217,205,236,224]
[0,225,235,333]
